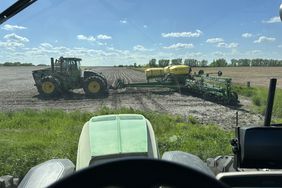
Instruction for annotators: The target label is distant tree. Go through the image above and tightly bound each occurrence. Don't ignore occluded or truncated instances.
[199,60,208,67]
[3,62,33,66]
[133,63,137,67]
[184,59,198,67]
[14,62,21,66]
[21,63,33,66]
[158,59,170,67]
[210,58,228,67]
[171,58,182,65]
[149,59,157,67]
[230,59,282,67]
[237,59,251,67]
[230,59,238,67]
[3,62,14,66]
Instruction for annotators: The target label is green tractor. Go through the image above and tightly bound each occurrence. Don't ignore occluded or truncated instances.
[32,57,108,98]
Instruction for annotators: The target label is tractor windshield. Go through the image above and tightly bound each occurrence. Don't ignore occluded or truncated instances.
[0,0,282,184]
[77,60,81,70]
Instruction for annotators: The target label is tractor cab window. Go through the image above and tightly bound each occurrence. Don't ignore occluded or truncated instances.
[68,60,76,71]
[62,60,68,71]
[76,61,81,70]
[63,59,81,72]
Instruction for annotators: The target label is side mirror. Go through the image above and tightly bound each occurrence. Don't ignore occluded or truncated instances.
[280,4,282,21]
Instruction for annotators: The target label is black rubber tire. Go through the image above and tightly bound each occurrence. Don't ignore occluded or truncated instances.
[198,70,204,75]
[218,71,223,76]
[96,74,108,88]
[229,92,239,105]
[38,76,61,98]
[83,76,107,97]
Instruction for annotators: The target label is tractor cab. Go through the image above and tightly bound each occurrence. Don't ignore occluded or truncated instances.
[53,57,82,72]
[76,114,159,170]
[52,57,82,79]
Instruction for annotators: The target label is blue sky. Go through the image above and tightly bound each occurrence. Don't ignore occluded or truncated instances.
[0,0,281,65]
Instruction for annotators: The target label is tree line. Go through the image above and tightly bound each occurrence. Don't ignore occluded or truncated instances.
[0,62,34,66]
[230,59,282,67]
[146,58,282,67]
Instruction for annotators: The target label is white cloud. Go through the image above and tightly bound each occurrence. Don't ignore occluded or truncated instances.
[163,43,194,49]
[0,42,162,65]
[206,38,224,43]
[212,51,225,57]
[4,33,29,43]
[250,50,261,54]
[262,16,280,24]
[97,42,107,46]
[242,33,252,38]
[2,24,27,31]
[107,47,130,55]
[96,34,112,40]
[143,25,148,28]
[40,43,53,48]
[77,34,112,42]
[184,52,204,59]
[77,34,96,42]
[217,42,238,48]
[278,45,282,48]
[161,30,202,38]
[0,41,24,48]
[133,45,152,51]
[254,36,276,43]
[0,33,29,49]
[120,19,127,24]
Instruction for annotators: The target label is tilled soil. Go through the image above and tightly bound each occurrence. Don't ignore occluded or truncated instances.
[0,66,264,130]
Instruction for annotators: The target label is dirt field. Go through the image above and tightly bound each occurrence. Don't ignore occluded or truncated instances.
[0,66,266,130]
[193,67,282,88]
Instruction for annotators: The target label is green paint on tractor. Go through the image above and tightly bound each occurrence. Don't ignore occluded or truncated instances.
[32,57,108,98]
[76,114,159,171]
[113,66,239,105]
[89,115,148,156]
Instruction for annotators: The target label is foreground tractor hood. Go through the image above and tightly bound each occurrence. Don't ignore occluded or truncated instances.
[18,159,75,188]
[76,114,158,170]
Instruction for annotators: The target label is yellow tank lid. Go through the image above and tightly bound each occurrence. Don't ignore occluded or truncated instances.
[145,67,164,71]
[168,65,190,75]
[169,65,190,70]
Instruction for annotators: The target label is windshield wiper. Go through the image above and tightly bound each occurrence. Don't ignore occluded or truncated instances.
[0,0,37,24]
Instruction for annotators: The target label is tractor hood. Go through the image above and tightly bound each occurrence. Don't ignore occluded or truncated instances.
[76,114,158,171]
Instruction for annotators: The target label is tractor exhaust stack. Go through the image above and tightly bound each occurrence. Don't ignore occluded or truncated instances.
[51,58,54,73]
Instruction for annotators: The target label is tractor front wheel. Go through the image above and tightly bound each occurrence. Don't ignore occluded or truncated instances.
[38,76,61,98]
[83,76,106,97]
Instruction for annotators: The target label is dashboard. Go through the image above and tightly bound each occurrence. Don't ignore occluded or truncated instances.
[217,171,282,188]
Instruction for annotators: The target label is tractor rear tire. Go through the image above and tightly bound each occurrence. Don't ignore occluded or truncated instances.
[38,76,61,98]
[83,76,107,97]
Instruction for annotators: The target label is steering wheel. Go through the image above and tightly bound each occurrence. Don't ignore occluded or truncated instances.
[50,158,229,188]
